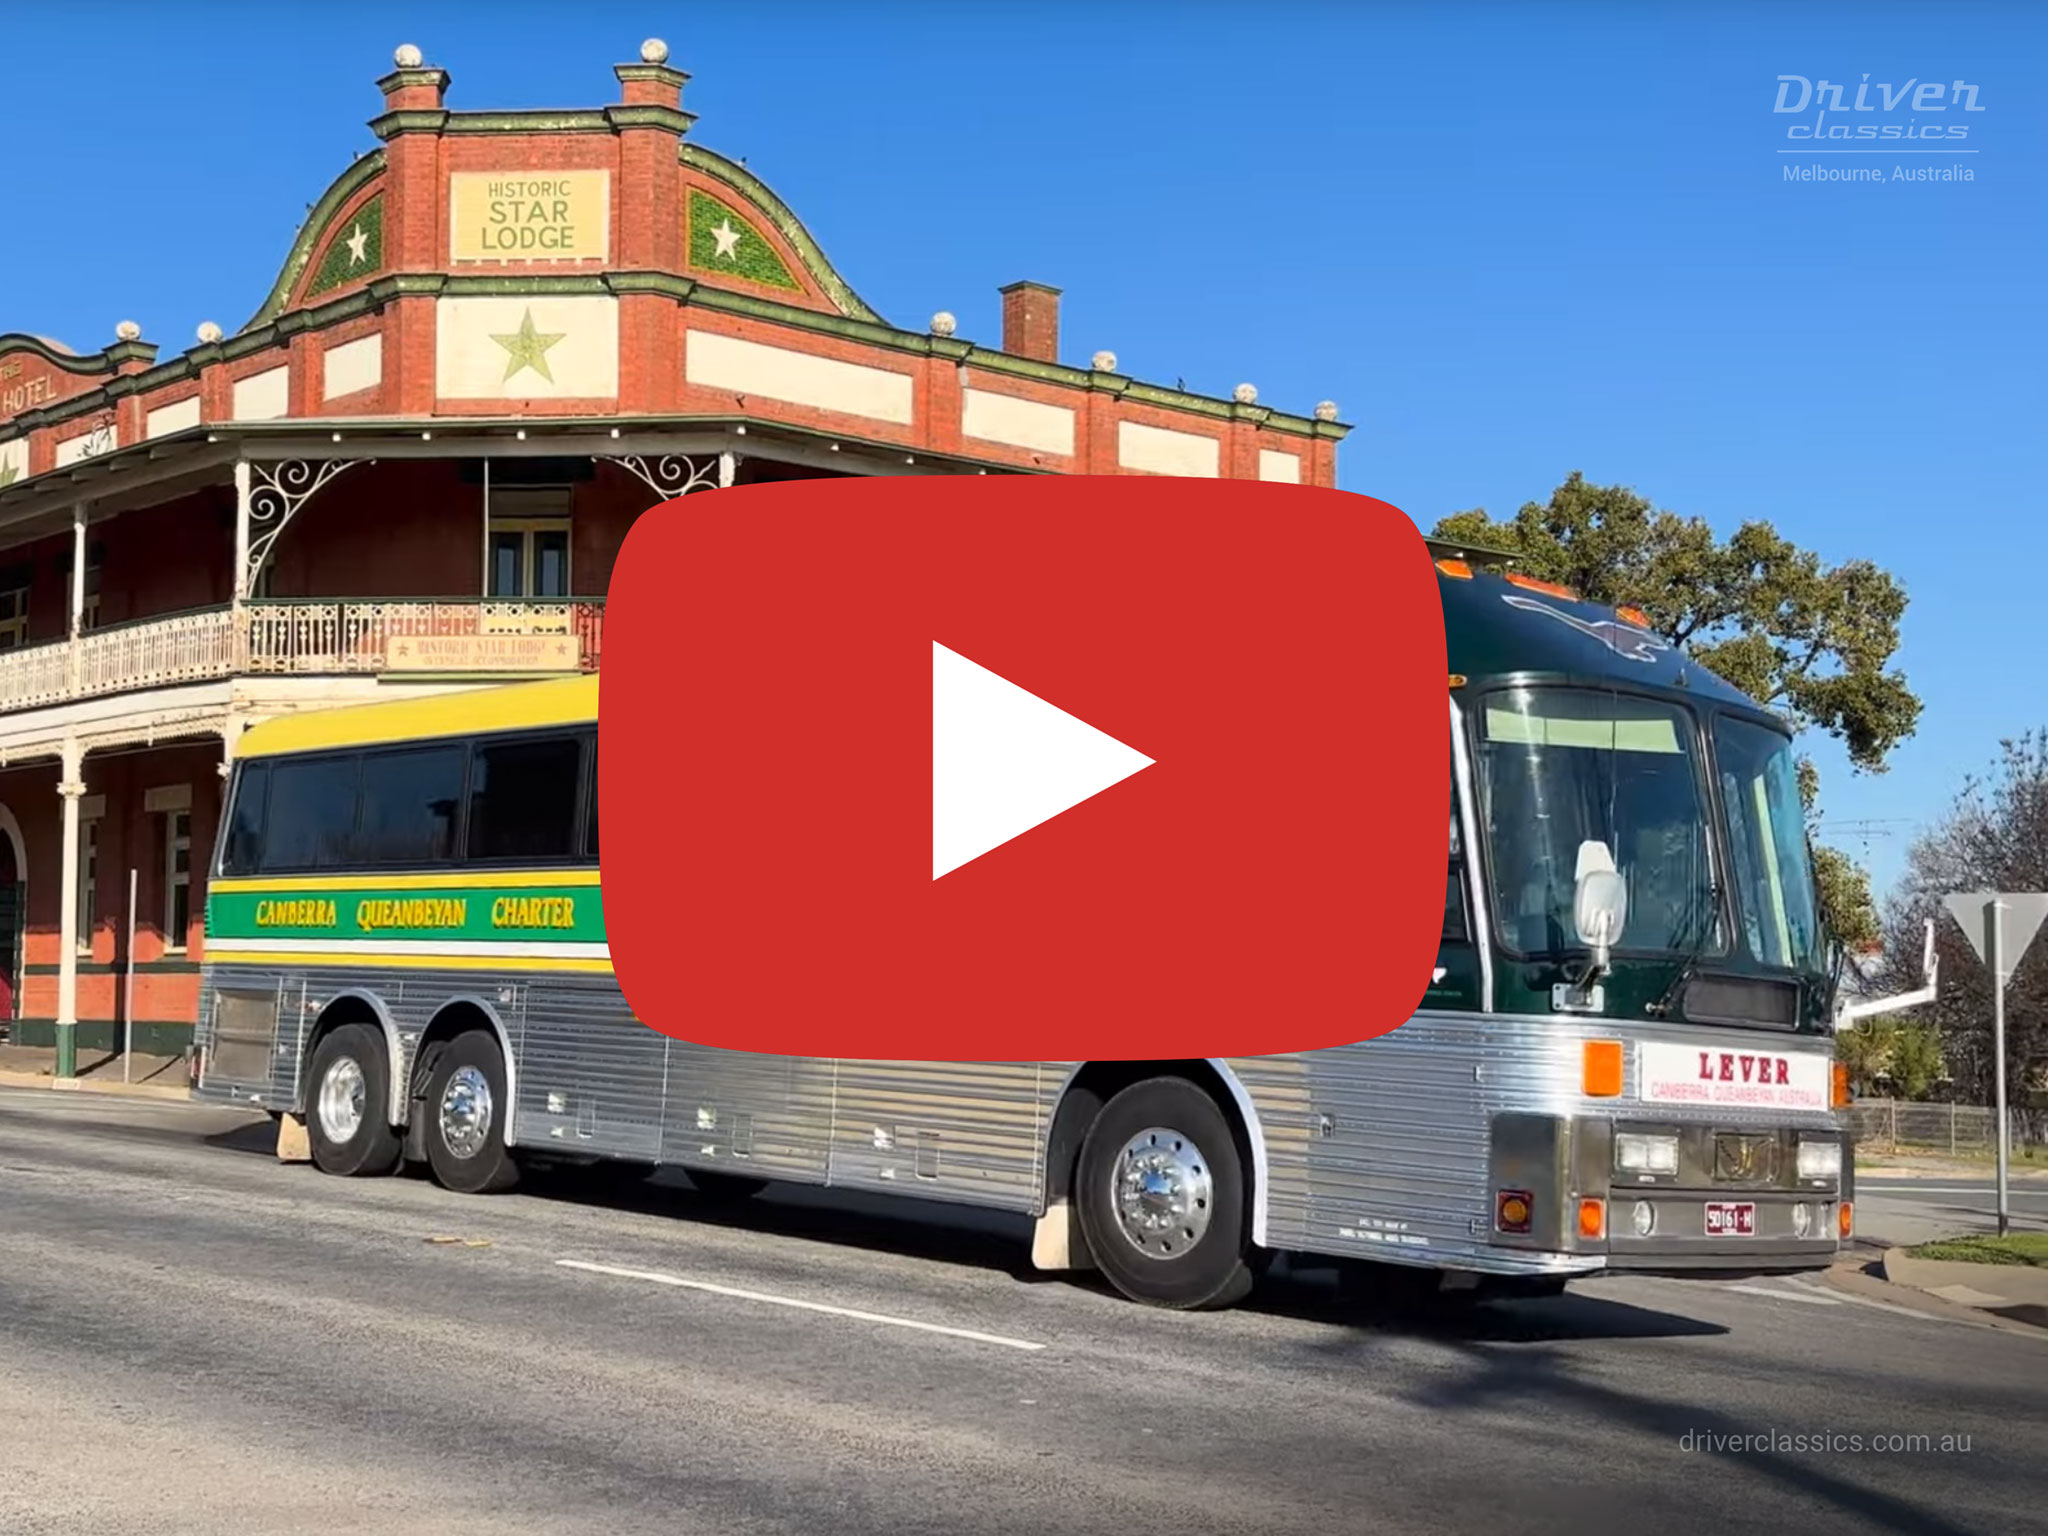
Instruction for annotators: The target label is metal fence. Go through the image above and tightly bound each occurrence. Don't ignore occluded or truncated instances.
[1845,1099,2047,1154]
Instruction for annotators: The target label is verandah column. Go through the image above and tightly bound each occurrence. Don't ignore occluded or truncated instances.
[53,736,84,1079]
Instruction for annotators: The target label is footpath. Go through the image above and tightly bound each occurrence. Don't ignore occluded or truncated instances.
[0,1043,194,1101]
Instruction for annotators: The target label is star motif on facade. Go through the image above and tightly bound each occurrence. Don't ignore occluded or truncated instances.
[0,460,18,488]
[710,218,743,260]
[345,223,370,266]
[491,309,567,384]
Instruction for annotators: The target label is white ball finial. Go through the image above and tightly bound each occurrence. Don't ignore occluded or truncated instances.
[1233,382,1259,405]
[393,43,423,69]
[1092,350,1118,372]
[197,321,223,344]
[640,38,669,64]
[1314,400,1339,422]
[929,311,957,338]
[115,320,142,342]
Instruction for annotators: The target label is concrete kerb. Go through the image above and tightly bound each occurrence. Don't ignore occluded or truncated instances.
[1821,1252,2048,1335]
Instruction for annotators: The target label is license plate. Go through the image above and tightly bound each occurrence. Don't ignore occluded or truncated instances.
[1705,1201,1757,1237]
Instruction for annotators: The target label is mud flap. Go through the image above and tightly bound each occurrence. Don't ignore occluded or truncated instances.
[1030,1198,1097,1272]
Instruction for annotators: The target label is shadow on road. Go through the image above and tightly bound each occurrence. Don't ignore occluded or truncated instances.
[514,1163,1734,1344]
[202,1120,287,1157]
[1243,1262,1729,1343]
[1372,1328,2006,1536]
[522,1164,1038,1278]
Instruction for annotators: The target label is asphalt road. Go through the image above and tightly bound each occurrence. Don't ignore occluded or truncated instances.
[1,1088,2042,1536]
[1854,1176,2048,1247]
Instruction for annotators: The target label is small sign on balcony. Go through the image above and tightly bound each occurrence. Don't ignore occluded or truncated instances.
[384,634,582,673]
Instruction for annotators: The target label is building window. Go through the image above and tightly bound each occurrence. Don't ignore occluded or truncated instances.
[163,810,191,951]
[486,486,572,599]
[81,556,102,632]
[77,817,99,954]
[0,584,27,649]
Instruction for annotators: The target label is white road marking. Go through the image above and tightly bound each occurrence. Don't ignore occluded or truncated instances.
[556,1259,1048,1351]
[1723,1283,1842,1306]
[1788,1276,1961,1321]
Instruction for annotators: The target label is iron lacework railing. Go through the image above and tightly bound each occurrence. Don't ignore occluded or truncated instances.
[0,597,605,712]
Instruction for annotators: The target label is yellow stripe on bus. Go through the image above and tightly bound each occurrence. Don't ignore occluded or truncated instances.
[234,675,599,759]
[204,949,617,975]
[211,869,602,894]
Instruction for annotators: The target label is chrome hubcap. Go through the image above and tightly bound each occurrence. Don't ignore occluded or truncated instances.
[1112,1125,1214,1259]
[316,1056,367,1145]
[438,1065,493,1161]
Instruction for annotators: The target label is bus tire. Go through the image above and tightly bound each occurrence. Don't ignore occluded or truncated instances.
[688,1169,768,1204]
[305,1022,403,1178]
[1074,1076,1255,1311]
[421,1030,520,1195]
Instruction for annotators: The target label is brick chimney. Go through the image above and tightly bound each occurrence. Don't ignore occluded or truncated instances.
[999,281,1061,363]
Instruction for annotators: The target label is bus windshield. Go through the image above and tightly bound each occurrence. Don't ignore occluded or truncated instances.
[1714,714,1823,973]
[1475,688,1718,957]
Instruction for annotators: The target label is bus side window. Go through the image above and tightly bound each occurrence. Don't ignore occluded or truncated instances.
[467,735,583,862]
[262,756,362,872]
[221,762,270,876]
[355,745,466,866]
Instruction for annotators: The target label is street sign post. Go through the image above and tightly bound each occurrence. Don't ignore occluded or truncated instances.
[1942,892,2048,1238]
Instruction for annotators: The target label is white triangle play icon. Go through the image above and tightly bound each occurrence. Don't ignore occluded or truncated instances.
[932,642,1155,880]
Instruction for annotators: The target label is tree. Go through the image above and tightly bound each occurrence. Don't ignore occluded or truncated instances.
[1836,1014,1947,1100]
[1876,732,2048,1107]
[1433,472,1920,947]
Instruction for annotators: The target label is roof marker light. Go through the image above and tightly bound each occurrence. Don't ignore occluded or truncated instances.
[1505,572,1579,601]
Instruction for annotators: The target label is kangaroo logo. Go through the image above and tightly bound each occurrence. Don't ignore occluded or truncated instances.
[1501,594,1671,664]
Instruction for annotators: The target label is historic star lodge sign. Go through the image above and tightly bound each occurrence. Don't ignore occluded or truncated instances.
[450,170,611,262]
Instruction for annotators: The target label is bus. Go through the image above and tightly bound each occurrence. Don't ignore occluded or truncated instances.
[194,547,1932,1309]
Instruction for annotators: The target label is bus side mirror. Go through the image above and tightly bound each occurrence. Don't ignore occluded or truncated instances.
[1573,839,1628,975]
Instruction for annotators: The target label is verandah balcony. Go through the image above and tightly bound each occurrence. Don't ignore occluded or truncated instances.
[0,598,606,712]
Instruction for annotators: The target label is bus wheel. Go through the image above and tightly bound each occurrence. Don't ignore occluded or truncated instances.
[305,1023,402,1178]
[421,1031,520,1195]
[688,1169,768,1204]
[1074,1077,1255,1310]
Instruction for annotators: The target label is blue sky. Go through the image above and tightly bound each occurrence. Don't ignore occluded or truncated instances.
[3,2,2041,901]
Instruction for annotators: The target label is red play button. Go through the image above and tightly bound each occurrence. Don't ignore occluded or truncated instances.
[602,474,1444,1060]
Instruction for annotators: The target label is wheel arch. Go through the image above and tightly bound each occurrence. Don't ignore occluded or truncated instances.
[301,990,405,1128]
[1042,1059,1270,1249]
[408,995,520,1147]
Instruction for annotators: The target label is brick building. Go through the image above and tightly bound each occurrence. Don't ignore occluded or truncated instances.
[0,40,1349,1066]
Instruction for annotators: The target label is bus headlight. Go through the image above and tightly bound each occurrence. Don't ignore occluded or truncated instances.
[1796,1140,1842,1182]
[1614,1132,1679,1176]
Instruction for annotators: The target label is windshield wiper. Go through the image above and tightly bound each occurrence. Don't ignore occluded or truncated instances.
[1644,884,1720,1019]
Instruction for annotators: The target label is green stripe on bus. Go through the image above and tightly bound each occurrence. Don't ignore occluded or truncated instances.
[206,886,607,944]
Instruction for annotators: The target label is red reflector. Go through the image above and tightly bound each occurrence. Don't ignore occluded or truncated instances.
[1497,1190,1534,1234]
